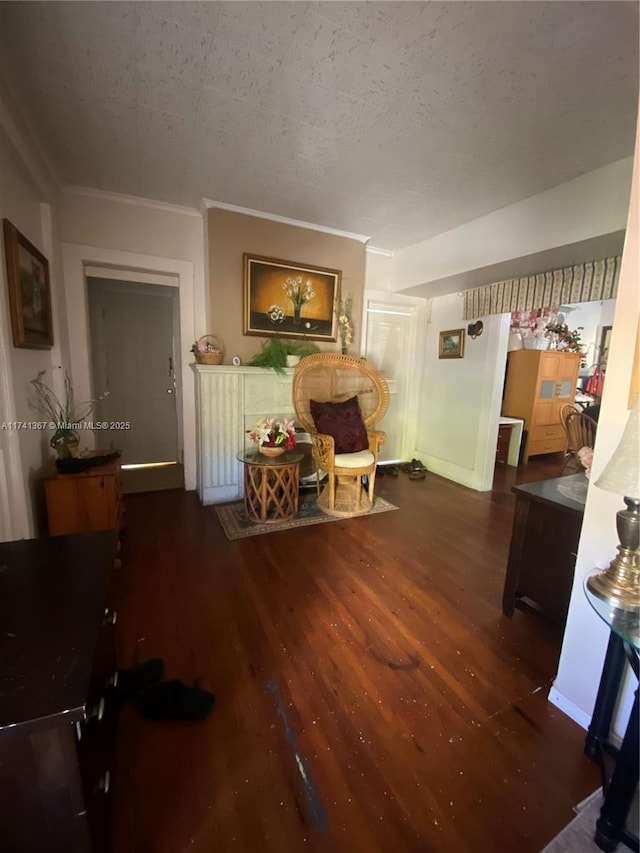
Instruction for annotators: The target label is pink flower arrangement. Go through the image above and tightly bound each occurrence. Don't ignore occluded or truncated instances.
[248,417,296,449]
[577,446,594,477]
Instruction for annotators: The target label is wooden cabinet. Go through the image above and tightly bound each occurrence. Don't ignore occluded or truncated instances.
[0,531,119,852]
[502,474,585,625]
[502,350,581,463]
[44,453,122,536]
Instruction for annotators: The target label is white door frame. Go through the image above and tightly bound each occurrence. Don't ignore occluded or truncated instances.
[61,243,197,491]
[361,289,427,463]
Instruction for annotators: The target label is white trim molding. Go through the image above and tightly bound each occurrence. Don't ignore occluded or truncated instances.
[61,243,197,492]
[203,198,371,244]
[366,245,395,257]
[547,686,591,732]
[62,185,203,218]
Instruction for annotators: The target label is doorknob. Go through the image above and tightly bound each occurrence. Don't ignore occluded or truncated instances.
[167,388,174,394]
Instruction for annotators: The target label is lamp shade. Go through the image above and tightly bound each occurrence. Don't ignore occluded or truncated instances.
[595,398,640,499]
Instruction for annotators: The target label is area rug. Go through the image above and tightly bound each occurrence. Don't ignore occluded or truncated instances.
[214,493,398,540]
[541,786,639,852]
[540,789,603,852]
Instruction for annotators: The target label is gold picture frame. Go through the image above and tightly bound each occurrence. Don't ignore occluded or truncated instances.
[243,254,341,341]
[439,328,465,359]
[3,218,53,349]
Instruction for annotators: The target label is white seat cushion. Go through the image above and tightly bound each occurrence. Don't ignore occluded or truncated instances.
[334,450,375,468]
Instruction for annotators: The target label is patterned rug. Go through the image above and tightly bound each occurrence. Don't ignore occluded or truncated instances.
[214,492,398,540]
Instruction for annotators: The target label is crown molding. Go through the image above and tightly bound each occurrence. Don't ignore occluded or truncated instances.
[203,198,371,244]
[62,185,202,218]
[366,245,395,257]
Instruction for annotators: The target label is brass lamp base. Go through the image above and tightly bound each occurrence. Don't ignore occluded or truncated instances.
[587,558,640,610]
[586,497,640,611]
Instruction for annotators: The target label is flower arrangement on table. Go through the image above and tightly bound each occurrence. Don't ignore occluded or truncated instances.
[577,446,594,477]
[336,295,354,354]
[282,276,315,324]
[248,416,297,450]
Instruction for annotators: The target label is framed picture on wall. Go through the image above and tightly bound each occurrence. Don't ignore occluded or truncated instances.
[2,218,53,348]
[243,254,341,341]
[439,328,465,359]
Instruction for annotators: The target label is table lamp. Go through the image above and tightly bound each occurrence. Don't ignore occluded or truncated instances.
[587,398,640,610]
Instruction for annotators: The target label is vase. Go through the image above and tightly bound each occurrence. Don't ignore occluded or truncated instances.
[50,429,80,459]
[259,444,286,457]
[292,303,302,325]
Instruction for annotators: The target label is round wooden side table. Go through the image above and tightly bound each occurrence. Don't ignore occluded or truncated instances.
[236,449,304,523]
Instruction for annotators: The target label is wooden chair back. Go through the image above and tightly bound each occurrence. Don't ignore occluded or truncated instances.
[563,411,598,455]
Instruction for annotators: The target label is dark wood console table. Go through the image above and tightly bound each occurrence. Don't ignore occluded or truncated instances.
[0,530,119,852]
[502,473,586,625]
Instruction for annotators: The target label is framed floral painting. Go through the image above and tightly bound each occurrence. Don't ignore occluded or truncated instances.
[243,254,341,341]
[439,328,465,359]
[3,218,53,348]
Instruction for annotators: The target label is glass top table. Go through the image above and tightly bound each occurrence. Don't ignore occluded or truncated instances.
[236,449,304,466]
[584,578,640,652]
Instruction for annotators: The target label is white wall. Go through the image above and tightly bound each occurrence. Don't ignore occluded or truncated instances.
[0,101,61,537]
[57,189,207,492]
[364,248,395,292]
[392,158,633,293]
[414,293,509,490]
[550,111,640,738]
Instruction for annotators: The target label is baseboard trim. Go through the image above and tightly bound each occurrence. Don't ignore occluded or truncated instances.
[547,686,591,731]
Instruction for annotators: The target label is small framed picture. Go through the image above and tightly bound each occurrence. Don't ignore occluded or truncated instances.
[439,328,465,359]
[2,218,53,349]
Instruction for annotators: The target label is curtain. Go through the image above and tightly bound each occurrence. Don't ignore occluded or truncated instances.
[462,256,620,321]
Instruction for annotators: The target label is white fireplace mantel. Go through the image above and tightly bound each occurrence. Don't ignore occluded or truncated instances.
[193,364,296,504]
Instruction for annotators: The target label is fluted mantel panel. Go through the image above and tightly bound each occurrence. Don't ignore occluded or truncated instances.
[193,365,295,504]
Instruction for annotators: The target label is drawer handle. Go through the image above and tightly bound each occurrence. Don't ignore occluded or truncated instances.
[85,697,106,722]
[103,607,118,626]
[106,671,119,689]
[96,771,110,795]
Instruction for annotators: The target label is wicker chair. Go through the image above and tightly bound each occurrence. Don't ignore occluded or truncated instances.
[292,353,390,517]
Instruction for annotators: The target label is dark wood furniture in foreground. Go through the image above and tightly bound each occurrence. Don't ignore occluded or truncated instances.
[0,531,119,852]
[584,590,639,852]
[44,452,122,536]
[503,472,586,624]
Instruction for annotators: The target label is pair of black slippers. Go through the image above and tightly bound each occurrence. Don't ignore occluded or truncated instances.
[109,658,215,721]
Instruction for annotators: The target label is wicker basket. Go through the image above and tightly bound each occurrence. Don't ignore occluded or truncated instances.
[194,335,223,365]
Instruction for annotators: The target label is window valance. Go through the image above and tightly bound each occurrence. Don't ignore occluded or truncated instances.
[462,256,620,321]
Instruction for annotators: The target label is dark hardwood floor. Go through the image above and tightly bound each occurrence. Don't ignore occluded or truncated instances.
[110,453,599,852]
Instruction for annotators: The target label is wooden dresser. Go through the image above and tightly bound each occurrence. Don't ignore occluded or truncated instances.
[0,531,119,852]
[44,452,122,536]
[502,350,581,463]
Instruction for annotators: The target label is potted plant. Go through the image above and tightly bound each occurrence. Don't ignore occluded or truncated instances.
[247,337,319,374]
[30,369,94,458]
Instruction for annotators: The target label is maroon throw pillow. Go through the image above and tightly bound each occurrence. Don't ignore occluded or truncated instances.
[309,396,369,454]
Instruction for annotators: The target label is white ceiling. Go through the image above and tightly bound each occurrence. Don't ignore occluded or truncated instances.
[0,1,638,252]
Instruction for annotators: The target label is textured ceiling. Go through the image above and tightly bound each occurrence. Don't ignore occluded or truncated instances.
[0,1,638,251]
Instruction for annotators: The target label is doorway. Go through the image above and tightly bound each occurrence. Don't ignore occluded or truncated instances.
[87,276,184,492]
[362,291,425,462]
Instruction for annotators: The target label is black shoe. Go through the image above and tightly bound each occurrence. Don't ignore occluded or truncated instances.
[109,658,165,703]
[386,465,399,476]
[139,679,215,721]
[410,458,426,470]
